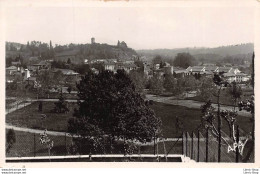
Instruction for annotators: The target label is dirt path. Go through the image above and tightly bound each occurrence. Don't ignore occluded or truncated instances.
[6,102,32,114]
[146,94,251,117]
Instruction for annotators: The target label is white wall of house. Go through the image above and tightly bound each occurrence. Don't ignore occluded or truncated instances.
[105,65,115,71]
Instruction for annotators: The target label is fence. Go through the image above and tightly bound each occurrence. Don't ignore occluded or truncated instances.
[6,129,183,159]
[6,128,254,162]
[182,127,254,163]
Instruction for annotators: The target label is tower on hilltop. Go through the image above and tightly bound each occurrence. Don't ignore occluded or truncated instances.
[91,37,95,44]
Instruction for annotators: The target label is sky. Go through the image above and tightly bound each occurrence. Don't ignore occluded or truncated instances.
[4,5,255,50]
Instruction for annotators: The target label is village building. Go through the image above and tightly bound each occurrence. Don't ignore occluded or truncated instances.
[173,67,190,78]
[104,62,116,71]
[205,66,219,72]
[116,62,137,73]
[164,66,174,75]
[11,60,21,66]
[6,66,19,75]
[25,77,39,88]
[186,66,206,74]
[217,67,233,73]
[27,60,51,72]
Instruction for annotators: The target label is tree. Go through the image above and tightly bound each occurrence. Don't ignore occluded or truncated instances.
[91,62,105,72]
[163,74,176,92]
[6,129,16,154]
[52,70,64,87]
[200,74,233,162]
[53,92,69,113]
[67,86,72,94]
[173,52,197,68]
[152,55,163,65]
[37,70,53,98]
[228,81,242,110]
[182,75,198,96]
[68,70,161,153]
[172,77,185,103]
[73,64,91,75]
[149,74,164,95]
[129,70,146,93]
[197,77,217,102]
[40,129,54,160]
[67,58,71,64]
[134,60,144,72]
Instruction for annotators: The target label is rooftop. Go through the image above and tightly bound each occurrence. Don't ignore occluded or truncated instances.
[53,68,79,75]
[6,66,17,70]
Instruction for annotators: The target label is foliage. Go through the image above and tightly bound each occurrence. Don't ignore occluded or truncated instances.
[91,63,105,72]
[163,74,176,92]
[6,129,16,154]
[37,70,53,92]
[148,74,164,95]
[129,70,146,93]
[67,86,72,94]
[173,52,197,68]
[53,92,69,113]
[68,70,161,151]
[51,60,68,69]
[197,77,217,102]
[52,70,64,87]
[152,55,163,65]
[182,75,198,92]
[228,82,243,107]
[200,101,238,143]
[238,96,254,115]
[39,129,54,157]
[73,64,91,75]
[67,58,71,64]
[134,60,144,72]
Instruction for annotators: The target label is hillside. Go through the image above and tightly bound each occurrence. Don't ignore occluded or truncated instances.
[137,43,254,62]
[6,41,139,64]
[54,43,138,63]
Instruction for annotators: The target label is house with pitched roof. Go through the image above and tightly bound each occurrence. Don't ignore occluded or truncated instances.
[6,66,18,75]
[104,62,116,71]
[186,66,206,74]
[28,60,51,72]
[172,67,190,78]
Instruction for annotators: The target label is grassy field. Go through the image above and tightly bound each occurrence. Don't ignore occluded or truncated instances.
[186,88,254,106]
[149,102,253,138]
[6,101,77,132]
[6,99,16,105]
[6,101,253,139]
[6,101,252,161]
[6,89,78,99]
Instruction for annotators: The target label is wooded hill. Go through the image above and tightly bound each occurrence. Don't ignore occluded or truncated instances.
[137,43,254,64]
[6,41,138,65]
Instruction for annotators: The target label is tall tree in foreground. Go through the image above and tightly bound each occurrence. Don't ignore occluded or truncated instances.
[68,70,161,154]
